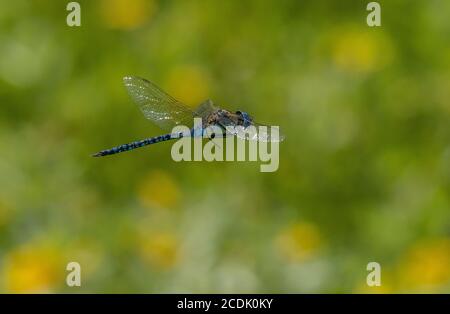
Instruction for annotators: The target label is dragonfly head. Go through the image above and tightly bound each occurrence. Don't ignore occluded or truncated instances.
[235,110,253,127]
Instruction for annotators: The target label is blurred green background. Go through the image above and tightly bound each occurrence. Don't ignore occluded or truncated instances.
[0,0,449,293]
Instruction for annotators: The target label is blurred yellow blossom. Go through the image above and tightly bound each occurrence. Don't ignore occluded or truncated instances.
[166,65,210,107]
[99,0,156,30]
[396,238,450,291]
[276,222,322,262]
[137,170,180,209]
[330,26,393,73]
[138,231,179,270]
[3,243,63,293]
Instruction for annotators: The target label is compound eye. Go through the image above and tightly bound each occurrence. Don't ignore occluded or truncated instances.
[235,110,242,116]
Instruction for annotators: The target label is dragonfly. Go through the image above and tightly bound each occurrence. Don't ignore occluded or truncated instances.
[92,76,284,157]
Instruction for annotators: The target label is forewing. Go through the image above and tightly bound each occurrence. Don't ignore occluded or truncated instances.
[194,99,218,120]
[123,76,195,131]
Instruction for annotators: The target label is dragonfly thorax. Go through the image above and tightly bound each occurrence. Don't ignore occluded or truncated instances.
[204,109,253,129]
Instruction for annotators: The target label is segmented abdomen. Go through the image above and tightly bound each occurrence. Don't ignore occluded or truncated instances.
[92,133,173,157]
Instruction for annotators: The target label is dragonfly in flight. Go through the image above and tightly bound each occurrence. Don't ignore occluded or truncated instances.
[92,76,284,157]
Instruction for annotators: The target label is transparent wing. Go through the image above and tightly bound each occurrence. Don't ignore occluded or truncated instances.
[123,76,195,131]
[234,121,285,142]
[194,99,218,121]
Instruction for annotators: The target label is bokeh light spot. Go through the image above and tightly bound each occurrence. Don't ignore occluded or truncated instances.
[276,222,322,262]
[166,65,210,107]
[99,0,156,30]
[139,232,179,270]
[3,244,62,293]
[137,170,180,209]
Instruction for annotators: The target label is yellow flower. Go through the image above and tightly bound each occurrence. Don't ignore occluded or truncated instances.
[99,0,156,30]
[396,238,450,291]
[3,244,62,293]
[137,170,180,209]
[138,232,179,270]
[276,222,322,262]
[165,65,210,107]
[330,26,393,73]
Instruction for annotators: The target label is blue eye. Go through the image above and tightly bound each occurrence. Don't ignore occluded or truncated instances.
[236,110,252,127]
